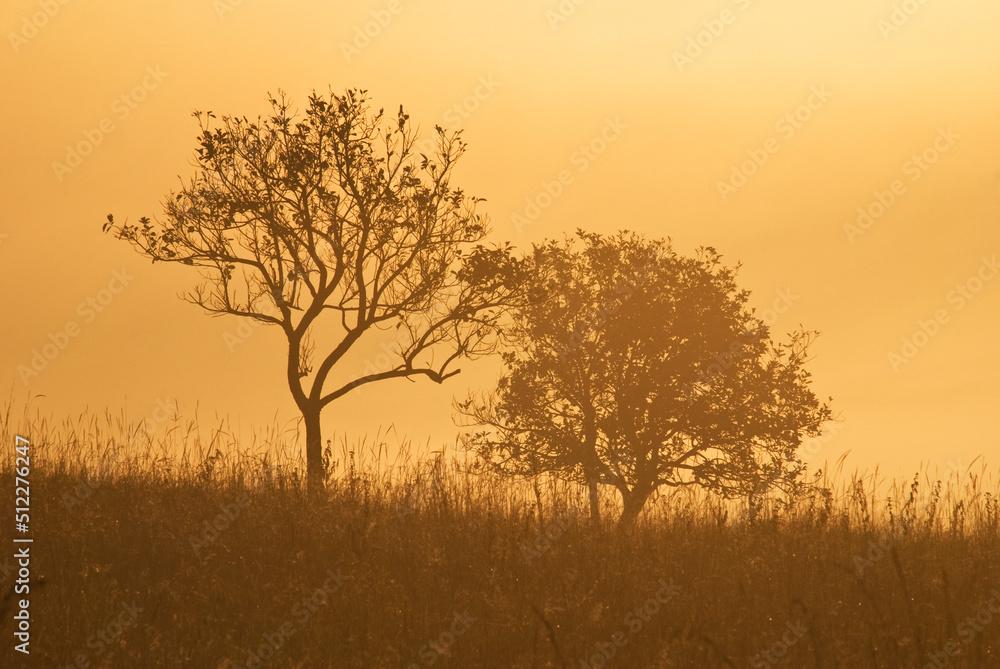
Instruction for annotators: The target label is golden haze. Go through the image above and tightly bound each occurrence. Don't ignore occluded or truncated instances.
[1,0,998,476]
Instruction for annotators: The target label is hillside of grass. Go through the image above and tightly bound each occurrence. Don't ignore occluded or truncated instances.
[1,402,998,668]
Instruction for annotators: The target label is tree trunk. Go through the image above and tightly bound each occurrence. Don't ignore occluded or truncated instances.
[581,402,601,524]
[303,405,324,494]
[588,477,601,523]
[618,487,652,529]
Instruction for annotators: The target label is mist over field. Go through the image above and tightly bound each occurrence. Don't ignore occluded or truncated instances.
[1,0,999,666]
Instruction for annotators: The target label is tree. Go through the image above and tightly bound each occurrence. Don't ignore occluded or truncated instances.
[105,88,523,491]
[458,230,832,526]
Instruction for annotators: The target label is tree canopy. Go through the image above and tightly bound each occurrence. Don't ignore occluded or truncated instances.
[458,230,832,525]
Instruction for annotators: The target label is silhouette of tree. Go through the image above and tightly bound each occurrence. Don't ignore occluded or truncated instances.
[458,230,832,526]
[105,88,523,492]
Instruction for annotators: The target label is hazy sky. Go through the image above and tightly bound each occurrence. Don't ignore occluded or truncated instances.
[2,0,998,477]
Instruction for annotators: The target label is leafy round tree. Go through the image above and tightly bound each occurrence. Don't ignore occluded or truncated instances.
[105,88,523,491]
[458,230,832,525]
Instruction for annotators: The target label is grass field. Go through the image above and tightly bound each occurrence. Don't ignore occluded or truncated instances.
[2,401,998,668]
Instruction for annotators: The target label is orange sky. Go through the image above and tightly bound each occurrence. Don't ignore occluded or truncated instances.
[2,0,998,477]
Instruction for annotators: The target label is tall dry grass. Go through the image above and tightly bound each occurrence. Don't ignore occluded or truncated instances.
[0,395,997,668]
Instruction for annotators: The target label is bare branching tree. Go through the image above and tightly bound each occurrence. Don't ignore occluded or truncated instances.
[106,88,523,491]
